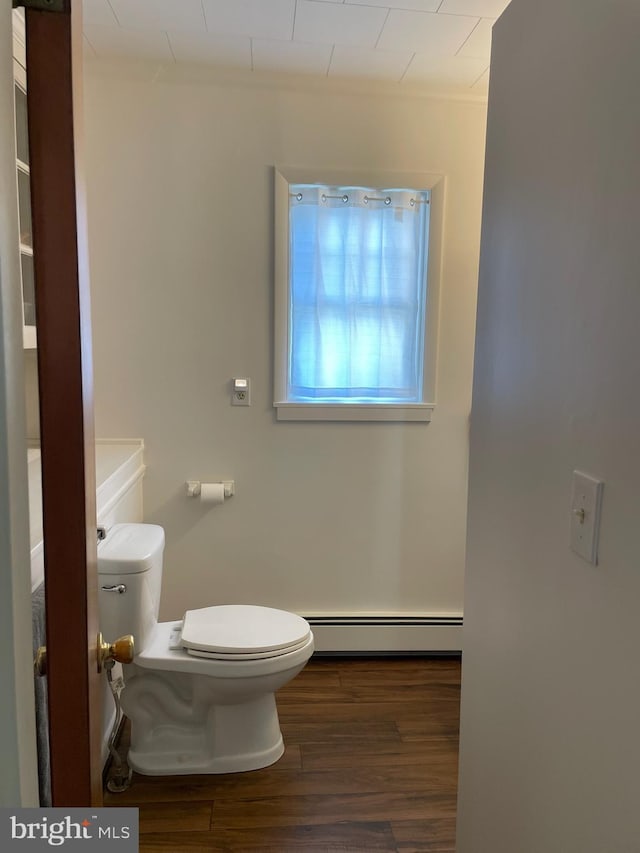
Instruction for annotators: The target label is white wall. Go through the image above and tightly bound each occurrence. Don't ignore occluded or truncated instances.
[0,5,38,806]
[457,0,640,849]
[84,65,486,625]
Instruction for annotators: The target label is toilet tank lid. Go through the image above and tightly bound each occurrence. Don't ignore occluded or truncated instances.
[98,523,165,575]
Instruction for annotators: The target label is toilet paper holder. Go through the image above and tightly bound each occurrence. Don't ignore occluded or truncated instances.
[186,480,235,498]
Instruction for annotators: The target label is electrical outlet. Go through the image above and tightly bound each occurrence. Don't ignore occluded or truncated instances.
[231,378,251,406]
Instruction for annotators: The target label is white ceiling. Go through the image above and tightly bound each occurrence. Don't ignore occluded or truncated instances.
[83,0,511,95]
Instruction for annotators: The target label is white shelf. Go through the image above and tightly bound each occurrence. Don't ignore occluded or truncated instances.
[23,325,37,350]
[13,34,34,349]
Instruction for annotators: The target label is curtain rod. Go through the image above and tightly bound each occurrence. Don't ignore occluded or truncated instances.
[290,192,429,206]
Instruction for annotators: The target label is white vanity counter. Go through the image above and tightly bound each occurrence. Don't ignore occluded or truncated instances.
[28,439,145,591]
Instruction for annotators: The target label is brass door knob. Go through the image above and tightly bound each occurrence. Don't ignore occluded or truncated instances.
[35,636,135,676]
[34,646,47,677]
[97,633,135,673]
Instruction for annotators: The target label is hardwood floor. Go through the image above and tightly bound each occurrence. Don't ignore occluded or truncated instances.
[105,656,461,852]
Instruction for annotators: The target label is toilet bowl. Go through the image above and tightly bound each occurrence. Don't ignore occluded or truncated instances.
[98,523,314,775]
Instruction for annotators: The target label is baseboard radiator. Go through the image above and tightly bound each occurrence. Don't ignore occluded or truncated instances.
[303,615,463,655]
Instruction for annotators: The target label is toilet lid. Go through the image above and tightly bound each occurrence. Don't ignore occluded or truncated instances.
[180,604,311,657]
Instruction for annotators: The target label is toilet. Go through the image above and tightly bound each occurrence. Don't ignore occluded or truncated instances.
[98,523,314,775]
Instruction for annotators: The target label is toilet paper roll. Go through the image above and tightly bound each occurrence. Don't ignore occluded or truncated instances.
[200,483,225,505]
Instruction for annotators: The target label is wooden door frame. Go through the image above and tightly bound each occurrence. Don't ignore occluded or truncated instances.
[26,0,102,806]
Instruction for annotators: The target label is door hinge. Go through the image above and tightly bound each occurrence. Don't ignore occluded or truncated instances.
[12,0,66,12]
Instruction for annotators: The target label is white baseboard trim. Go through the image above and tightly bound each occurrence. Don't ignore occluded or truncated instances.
[304,615,463,654]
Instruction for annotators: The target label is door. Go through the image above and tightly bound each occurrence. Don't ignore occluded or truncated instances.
[25,0,103,806]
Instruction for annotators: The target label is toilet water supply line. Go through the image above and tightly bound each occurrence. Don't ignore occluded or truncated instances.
[104,659,133,793]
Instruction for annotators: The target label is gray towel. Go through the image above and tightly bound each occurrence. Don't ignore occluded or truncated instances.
[31,582,51,807]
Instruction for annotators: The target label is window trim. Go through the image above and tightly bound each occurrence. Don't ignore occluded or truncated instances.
[274,166,444,422]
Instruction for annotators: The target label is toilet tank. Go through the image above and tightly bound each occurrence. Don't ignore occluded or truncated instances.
[98,523,165,654]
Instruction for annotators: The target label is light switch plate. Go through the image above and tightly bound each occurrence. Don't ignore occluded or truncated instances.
[570,470,604,564]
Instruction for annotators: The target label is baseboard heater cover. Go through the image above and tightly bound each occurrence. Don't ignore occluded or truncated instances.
[303,615,463,653]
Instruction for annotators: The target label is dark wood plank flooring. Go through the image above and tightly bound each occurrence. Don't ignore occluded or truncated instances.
[105,656,460,852]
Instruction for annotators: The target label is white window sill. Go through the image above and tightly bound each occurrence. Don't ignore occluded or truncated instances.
[274,403,434,422]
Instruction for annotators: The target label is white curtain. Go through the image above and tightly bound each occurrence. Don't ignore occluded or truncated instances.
[289,185,429,402]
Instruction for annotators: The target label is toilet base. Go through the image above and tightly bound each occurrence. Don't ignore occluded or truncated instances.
[123,683,286,775]
[128,734,284,776]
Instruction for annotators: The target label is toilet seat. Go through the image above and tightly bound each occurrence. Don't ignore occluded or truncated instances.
[185,636,311,661]
[136,621,314,679]
[180,604,311,661]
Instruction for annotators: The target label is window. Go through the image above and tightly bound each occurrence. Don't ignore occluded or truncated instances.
[274,168,443,421]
